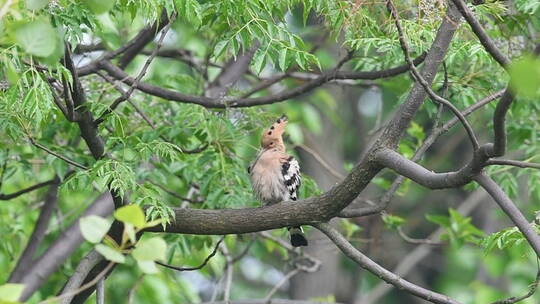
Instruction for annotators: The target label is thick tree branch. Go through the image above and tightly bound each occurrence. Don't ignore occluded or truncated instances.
[387,0,479,150]
[77,11,171,76]
[63,45,105,159]
[94,12,177,125]
[375,2,461,148]
[375,148,480,189]
[474,173,540,257]
[8,180,60,282]
[206,43,259,98]
[314,222,462,304]
[340,90,503,217]
[450,0,510,67]
[59,250,104,304]
[13,193,114,301]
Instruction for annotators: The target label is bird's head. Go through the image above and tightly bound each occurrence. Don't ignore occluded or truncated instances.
[261,114,288,151]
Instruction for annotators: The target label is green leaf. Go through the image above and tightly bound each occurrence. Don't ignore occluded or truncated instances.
[25,0,49,10]
[95,244,126,263]
[137,260,158,274]
[382,214,406,230]
[0,283,25,302]
[83,0,117,15]
[252,50,266,75]
[124,223,136,244]
[509,55,540,98]
[114,204,146,228]
[14,19,57,57]
[4,60,19,85]
[426,214,450,227]
[80,215,112,244]
[278,48,288,71]
[214,40,228,58]
[132,237,167,261]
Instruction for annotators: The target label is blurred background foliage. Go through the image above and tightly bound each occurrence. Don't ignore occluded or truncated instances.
[1,0,540,303]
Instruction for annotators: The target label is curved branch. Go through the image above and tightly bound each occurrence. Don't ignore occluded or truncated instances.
[314,222,462,304]
[339,90,504,217]
[156,236,224,271]
[487,44,539,157]
[450,0,510,68]
[474,173,540,257]
[490,267,540,304]
[375,147,483,189]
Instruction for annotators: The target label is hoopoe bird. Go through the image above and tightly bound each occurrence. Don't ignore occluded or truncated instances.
[248,115,307,247]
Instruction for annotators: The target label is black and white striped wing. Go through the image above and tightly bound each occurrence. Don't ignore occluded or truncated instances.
[281,156,301,201]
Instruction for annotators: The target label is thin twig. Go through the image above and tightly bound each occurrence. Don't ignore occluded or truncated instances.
[221,242,233,303]
[296,144,344,180]
[127,275,145,304]
[485,159,540,170]
[230,235,256,264]
[39,262,114,304]
[397,226,443,245]
[156,236,225,271]
[263,268,300,304]
[490,264,540,304]
[96,278,105,304]
[0,179,56,201]
[28,138,88,170]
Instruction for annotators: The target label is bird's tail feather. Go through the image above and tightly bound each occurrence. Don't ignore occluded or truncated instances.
[289,226,308,247]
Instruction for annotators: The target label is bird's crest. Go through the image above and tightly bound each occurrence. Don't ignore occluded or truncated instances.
[261,114,288,150]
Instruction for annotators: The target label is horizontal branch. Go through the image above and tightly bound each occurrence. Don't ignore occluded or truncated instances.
[98,54,425,108]
[314,222,462,304]
[485,159,540,170]
[0,179,56,200]
[146,159,381,235]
